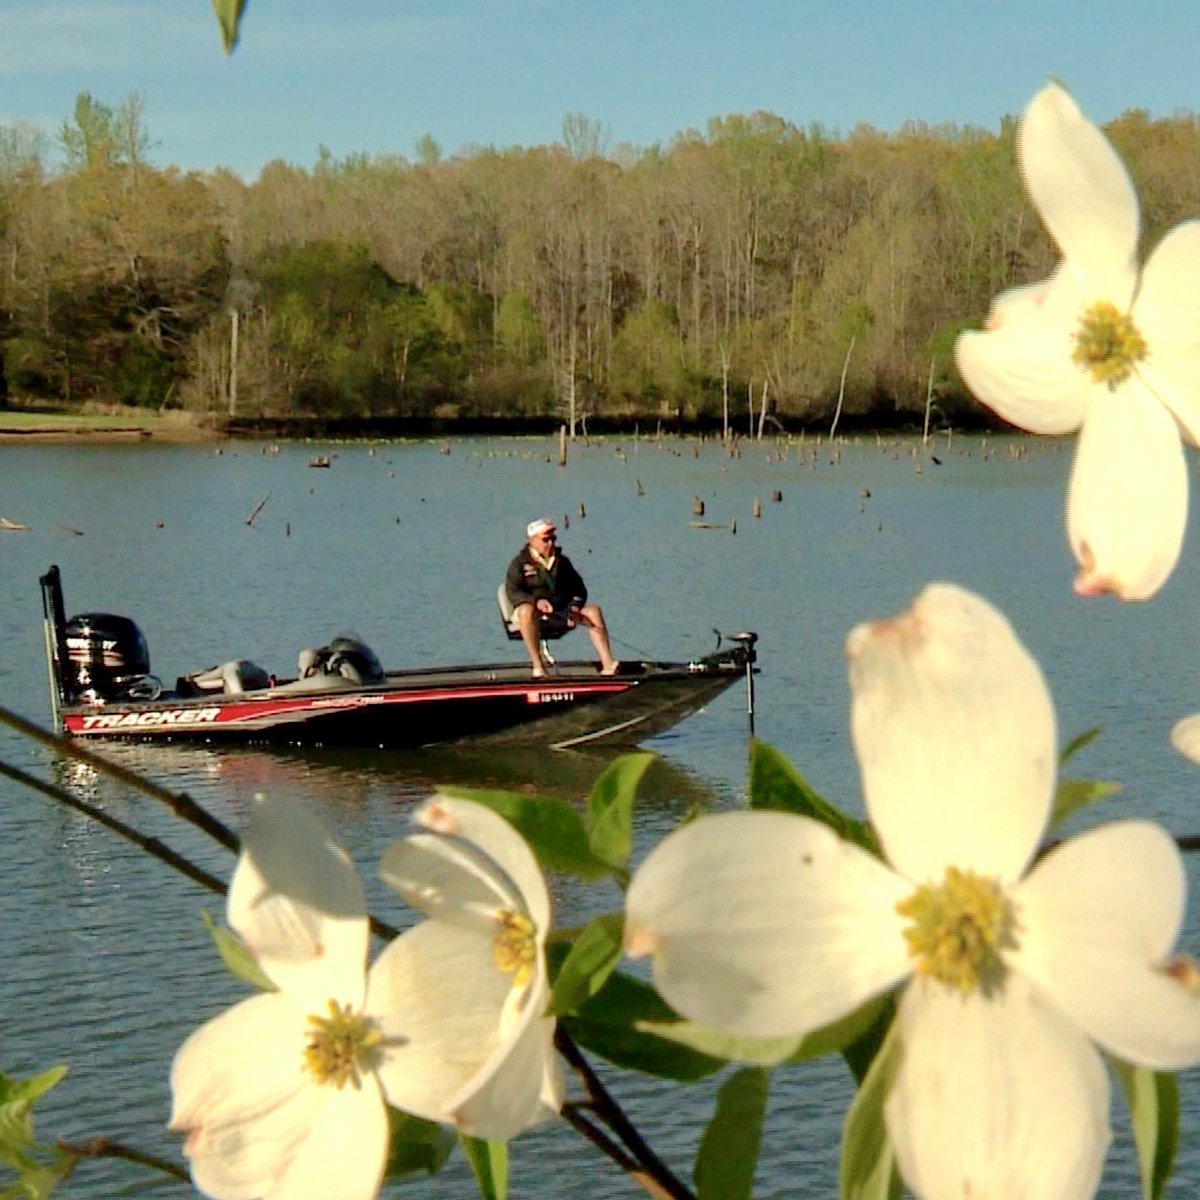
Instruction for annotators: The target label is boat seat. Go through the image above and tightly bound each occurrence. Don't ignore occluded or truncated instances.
[177,659,272,697]
[497,584,569,667]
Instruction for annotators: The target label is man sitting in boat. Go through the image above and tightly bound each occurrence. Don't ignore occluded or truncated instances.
[504,517,620,678]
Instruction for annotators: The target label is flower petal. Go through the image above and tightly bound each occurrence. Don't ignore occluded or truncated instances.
[885,977,1108,1200]
[408,796,551,933]
[1019,82,1139,299]
[1066,383,1187,600]
[367,920,516,1124]
[1014,820,1200,1069]
[379,833,519,939]
[847,584,1056,883]
[1170,713,1200,765]
[272,1075,388,1200]
[954,269,1095,434]
[1134,219,1200,445]
[170,992,319,1199]
[624,810,911,1038]
[228,796,368,1011]
[448,975,563,1141]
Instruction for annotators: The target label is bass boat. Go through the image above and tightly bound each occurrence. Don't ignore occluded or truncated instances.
[39,566,757,751]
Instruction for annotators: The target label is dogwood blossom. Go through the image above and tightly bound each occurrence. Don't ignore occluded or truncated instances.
[378,795,562,1140]
[955,82,1200,600]
[625,584,1200,1200]
[170,795,560,1200]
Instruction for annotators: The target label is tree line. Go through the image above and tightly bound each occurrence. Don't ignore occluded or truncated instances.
[2,94,1197,431]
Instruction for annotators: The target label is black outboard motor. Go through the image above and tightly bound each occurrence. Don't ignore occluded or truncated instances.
[63,612,153,703]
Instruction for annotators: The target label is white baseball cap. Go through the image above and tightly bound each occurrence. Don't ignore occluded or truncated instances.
[526,517,556,538]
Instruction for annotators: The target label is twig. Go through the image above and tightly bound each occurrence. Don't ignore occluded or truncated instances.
[0,706,400,944]
[555,1027,696,1200]
[0,704,240,853]
[57,1136,189,1182]
[0,757,228,897]
[245,491,270,526]
[560,1105,680,1200]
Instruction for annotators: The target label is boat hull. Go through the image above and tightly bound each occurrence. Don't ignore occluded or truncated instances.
[57,658,748,750]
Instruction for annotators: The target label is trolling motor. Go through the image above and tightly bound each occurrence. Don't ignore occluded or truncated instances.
[714,628,758,734]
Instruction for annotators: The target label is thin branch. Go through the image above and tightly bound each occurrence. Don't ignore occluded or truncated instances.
[57,1136,189,1182]
[560,1103,640,1171]
[0,757,228,897]
[0,703,240,853]
[560,1105,680,1200]
[555,1027,696,1200]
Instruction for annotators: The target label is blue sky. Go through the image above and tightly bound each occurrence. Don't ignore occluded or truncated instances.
[5,0,1200,179]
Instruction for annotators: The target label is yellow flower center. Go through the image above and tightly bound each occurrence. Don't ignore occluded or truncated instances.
[1071,300,1147,388]
[302,999,382,1089]
[897,866,1016,995]
[493,909,537,988]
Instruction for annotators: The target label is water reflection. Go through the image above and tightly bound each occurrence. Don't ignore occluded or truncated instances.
[72,737,726,815]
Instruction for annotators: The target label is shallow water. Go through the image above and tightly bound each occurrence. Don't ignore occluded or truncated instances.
[3,433,1200,1196]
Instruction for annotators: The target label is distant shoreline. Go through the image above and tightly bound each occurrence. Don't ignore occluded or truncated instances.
[0,426,224,445]
[0,406,998,445]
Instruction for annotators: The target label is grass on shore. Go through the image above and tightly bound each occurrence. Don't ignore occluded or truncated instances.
[0,406,219,443]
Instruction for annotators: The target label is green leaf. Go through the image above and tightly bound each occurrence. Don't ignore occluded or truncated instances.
[586,751,654,876]
[748,739,877,852]
[694,1068,770,1200]
[1060,725,1103,765]
[548,913,625,1016]
[1050,778,1121,829]
[1113,1058,1180,1200]
[441,786,610,878]
[0,1066,67,1157]
[1,1160,70,1200]
[0,1067,68,1187]
[634,993,893,1070]
[211,0,248,53]
[551,952,724,1080]
[201,911,276,992]
[634,1019,803,1067]
[384,1108,455,1181]
[837,995,896,1085]
[460,1135,507,1200]
[840,1017,903,1200]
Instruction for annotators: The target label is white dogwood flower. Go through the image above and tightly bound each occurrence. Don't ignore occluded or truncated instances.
[377,795,562,1140]
[170,795,560,1200]
[955,82,1200,600]
[626,584,1200,1200]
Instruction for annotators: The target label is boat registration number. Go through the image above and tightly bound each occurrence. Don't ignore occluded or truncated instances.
[528,690,576,704]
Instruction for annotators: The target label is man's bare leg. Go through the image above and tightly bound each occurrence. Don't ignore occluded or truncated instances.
[580,604,619,674]
[515,603,547,676]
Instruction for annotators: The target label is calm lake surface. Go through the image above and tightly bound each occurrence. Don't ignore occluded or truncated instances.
[4,432,1200,1197]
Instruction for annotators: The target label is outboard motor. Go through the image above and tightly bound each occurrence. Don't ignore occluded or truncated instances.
[63,612,155,703]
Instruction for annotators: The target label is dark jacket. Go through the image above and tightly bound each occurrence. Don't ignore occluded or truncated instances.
[505,545,588,613]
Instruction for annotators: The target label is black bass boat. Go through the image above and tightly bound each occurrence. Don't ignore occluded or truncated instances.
[39,566,757,751]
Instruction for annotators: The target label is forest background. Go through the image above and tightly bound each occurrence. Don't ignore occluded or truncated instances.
[3,93,1198,435]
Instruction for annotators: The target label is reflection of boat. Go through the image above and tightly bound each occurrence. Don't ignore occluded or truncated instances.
[85,739,732,816]
[40,566,758,752]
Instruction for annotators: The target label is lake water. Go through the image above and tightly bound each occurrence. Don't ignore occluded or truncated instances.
[4,432,1200,1197]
